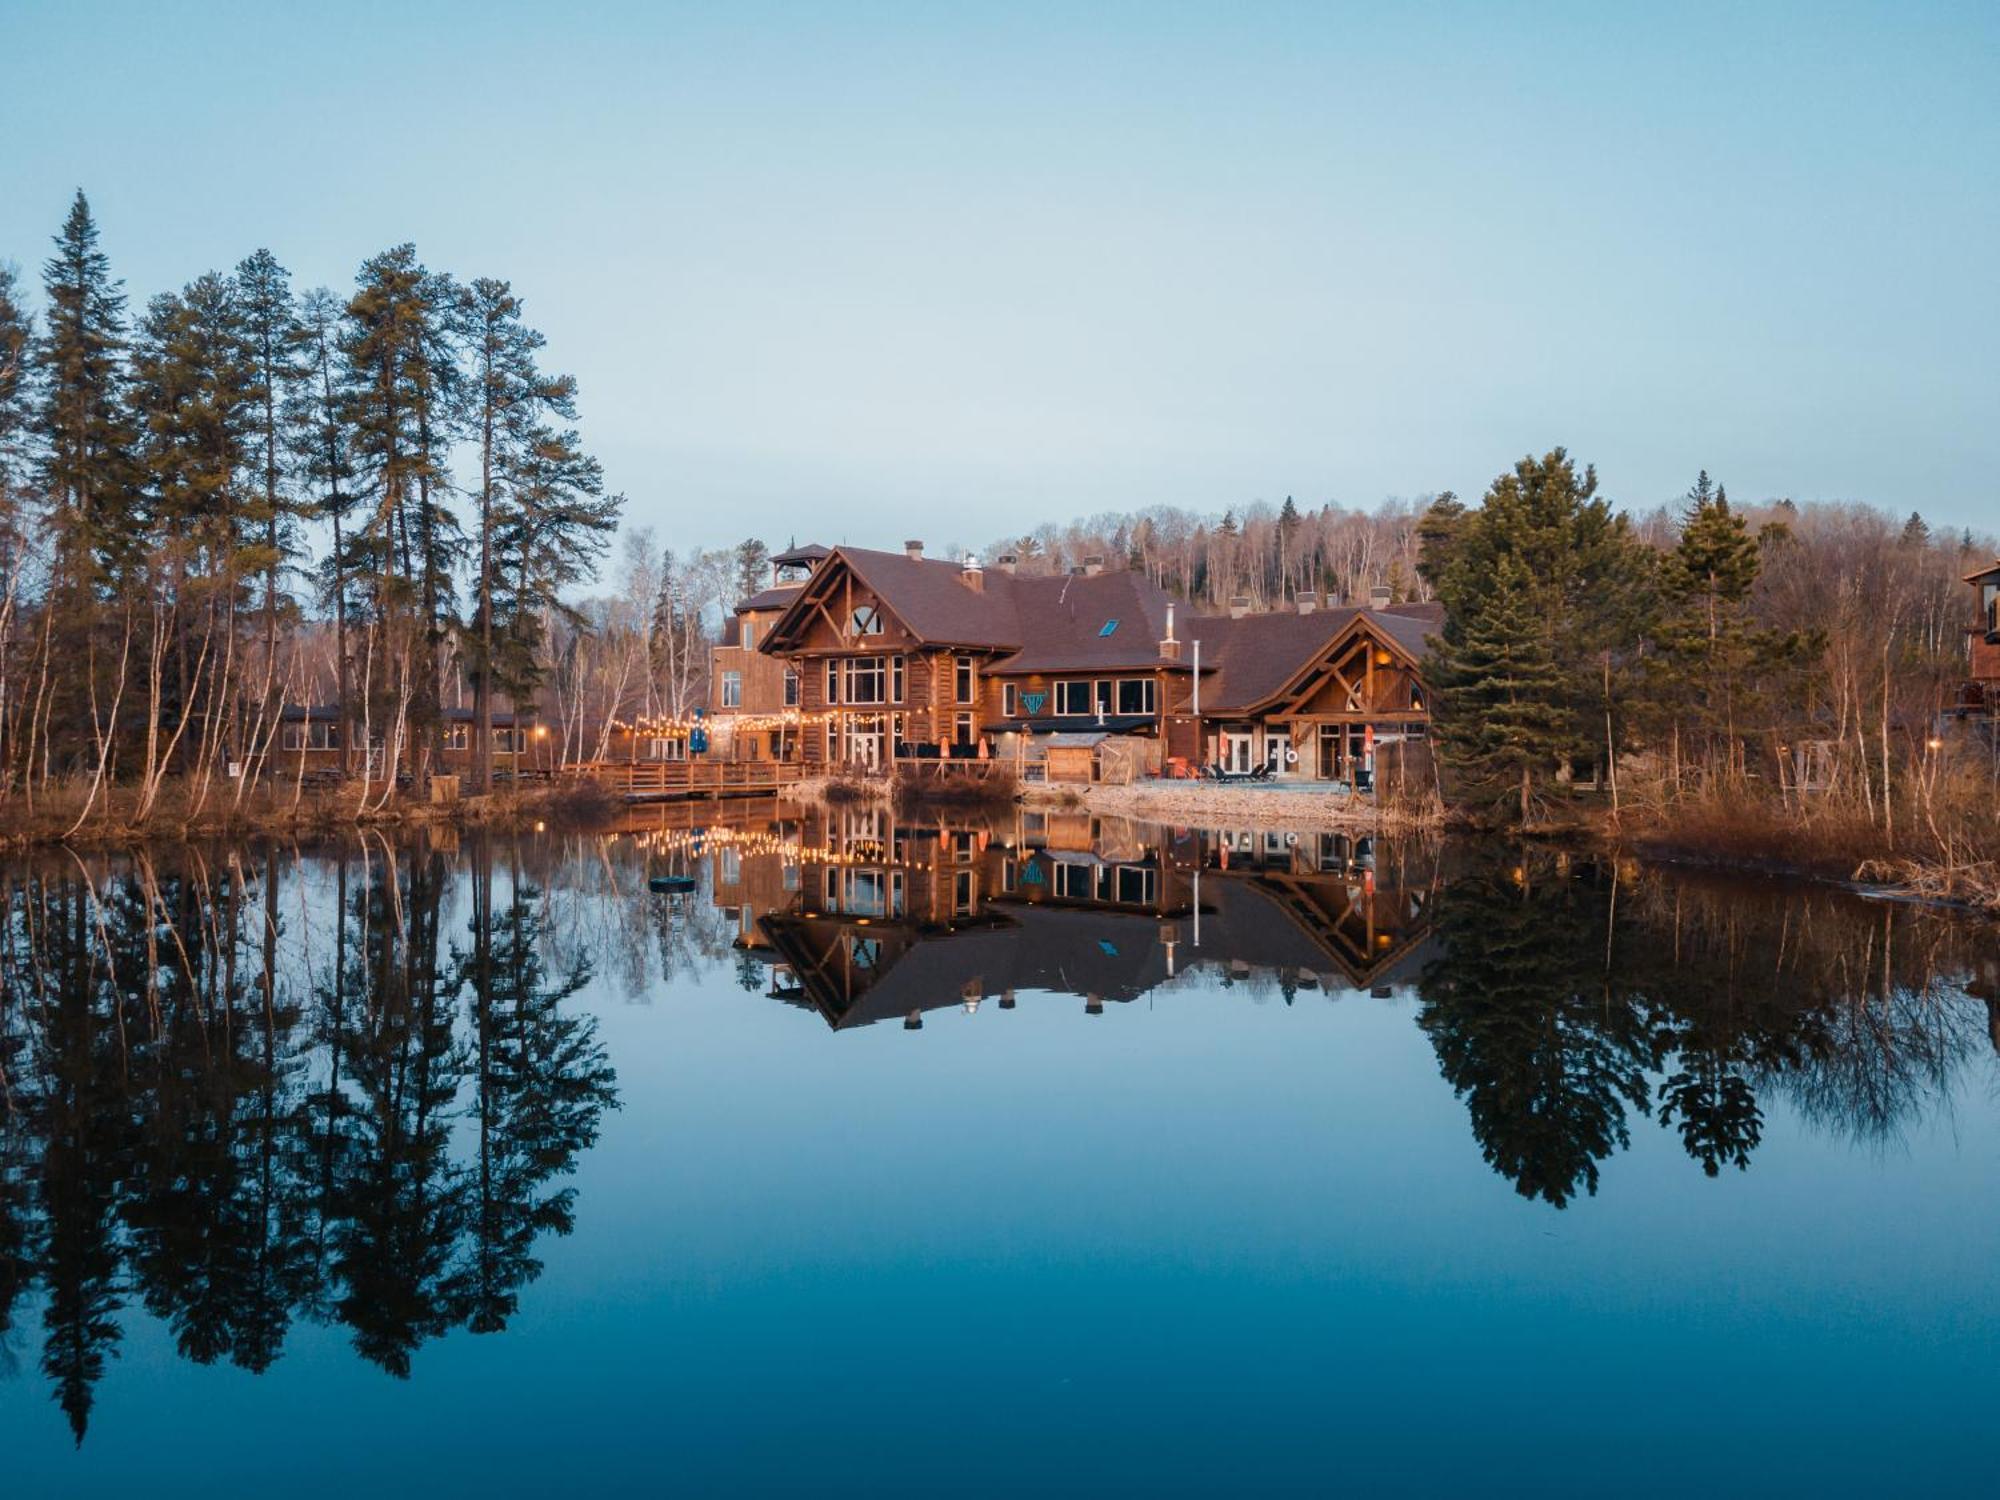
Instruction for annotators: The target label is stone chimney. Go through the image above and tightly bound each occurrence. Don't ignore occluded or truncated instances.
[1159,601,1180,661]
[904,539,924,561]
[995,552,1020,575]
[1229,596,1253,620]
[1368,584,1393,608]
[1296,592,1318,616]
[1083,554,1105,577]
[961,554,984,592]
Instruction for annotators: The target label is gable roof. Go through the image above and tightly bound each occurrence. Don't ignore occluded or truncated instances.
[764,546,1174,669]
[761,545,1443,702]
[1181,601,1443,713]
[736,583,802,614]
[772,542,831,568]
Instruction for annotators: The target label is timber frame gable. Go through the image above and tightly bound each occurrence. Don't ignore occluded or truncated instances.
[761,549,928,656]
[1253,614,1428,720]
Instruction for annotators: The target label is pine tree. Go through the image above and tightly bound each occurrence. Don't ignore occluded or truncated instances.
[1647,472,1805,783]
[1414,490,1464,590]
[234,249,305,691]
[290,287,358,762]
[1428,451,1653,819]
[1429,554,1571,822]
[340,247,462,772]
[461,277,562,791]
[36,191,138,595]
[734,538,769,601]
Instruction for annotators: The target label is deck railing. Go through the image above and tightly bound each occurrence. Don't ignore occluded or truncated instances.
[567,758,806,799]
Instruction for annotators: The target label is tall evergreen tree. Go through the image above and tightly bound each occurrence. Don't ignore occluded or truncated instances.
[36,191,138,594]
[1428,451,1654,819]
[340,247,462,773]
[290,287,358,760]
[1429,554,1572,821]
[733,537,769,601]
[460,278,573,790]
[233,249,305,690]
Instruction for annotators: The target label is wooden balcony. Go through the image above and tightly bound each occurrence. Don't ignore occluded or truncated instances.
[569,758,807,801]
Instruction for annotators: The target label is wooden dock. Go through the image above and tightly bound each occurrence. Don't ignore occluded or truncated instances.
[567,759,807,801]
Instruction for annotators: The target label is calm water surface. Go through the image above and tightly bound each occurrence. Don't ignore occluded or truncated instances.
[2,804,1996,1496]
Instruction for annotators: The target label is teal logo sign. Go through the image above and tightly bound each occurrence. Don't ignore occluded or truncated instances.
[1022,691,1048,715]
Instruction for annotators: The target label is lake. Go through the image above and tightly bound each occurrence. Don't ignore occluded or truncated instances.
[2,802,1996,1496]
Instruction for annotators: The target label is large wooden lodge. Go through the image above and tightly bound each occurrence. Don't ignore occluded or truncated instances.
[710,539,1440,786]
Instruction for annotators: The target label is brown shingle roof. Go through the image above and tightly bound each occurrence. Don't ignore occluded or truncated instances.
[1182,603,1443,713]
[737,583,802,613]
[768,546,1443,705]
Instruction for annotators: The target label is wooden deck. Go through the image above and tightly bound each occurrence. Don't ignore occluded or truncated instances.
[568,759,807,801]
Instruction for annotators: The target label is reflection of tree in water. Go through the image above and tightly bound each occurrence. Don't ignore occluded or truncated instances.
[317,841,474,1375]
[457,847,616,1334]
[1417,856,1662,1207]
[0,835,618,1440]
[525,831,737,1002]
[1420,848,1995,1207]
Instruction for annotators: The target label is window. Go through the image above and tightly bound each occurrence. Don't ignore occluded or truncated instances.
[282,724,305,751]
[954,870,976,916]
[843,657,886,704]
[955,711,974,745]
[495,727,523,753]
[1054,680,1093,716]
[1096,680,1113,716]
[1003,682,1019,716]
[825,660,840,704]
[1099,618,1119,636]
[742,620,757,650]
[892,655,905,704]
[1054,863,1094,899]
[851,604,881,636]
[783,669,799,707]
[721,671,742,708]
[1116,678,1155,715]
[1116,866,1156,905]
[445,724,470,751]
[955,656,975,703]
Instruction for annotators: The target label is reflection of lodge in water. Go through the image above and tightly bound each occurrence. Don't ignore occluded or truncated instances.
[699,807,1435,1030]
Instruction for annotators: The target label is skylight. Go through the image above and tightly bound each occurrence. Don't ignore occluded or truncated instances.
[1099,619,1119,636]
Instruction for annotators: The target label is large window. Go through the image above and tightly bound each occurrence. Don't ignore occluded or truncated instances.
[955,656,975,703]
[846,657,885,704]
[721,671,742,707]
[1054,680,1094,716]
[1116,678,1156,715]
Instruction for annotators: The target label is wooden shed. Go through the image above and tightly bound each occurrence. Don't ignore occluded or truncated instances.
[1044,732,1105,784]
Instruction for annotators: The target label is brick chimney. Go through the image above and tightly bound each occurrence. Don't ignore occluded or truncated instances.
[961,554,984,592]
[1083,554,1105,577]
[1368,584,1392,608]
[1229,596,1252,620]
[1296,592,1318,616]
[904,539,924,561]
[995,552,1020,575]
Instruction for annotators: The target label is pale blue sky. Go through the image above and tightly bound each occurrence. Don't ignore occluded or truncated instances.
[5,0,1996,551]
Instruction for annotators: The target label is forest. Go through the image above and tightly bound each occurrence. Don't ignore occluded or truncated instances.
[0,192,623,834]
[3,192,1995,885]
